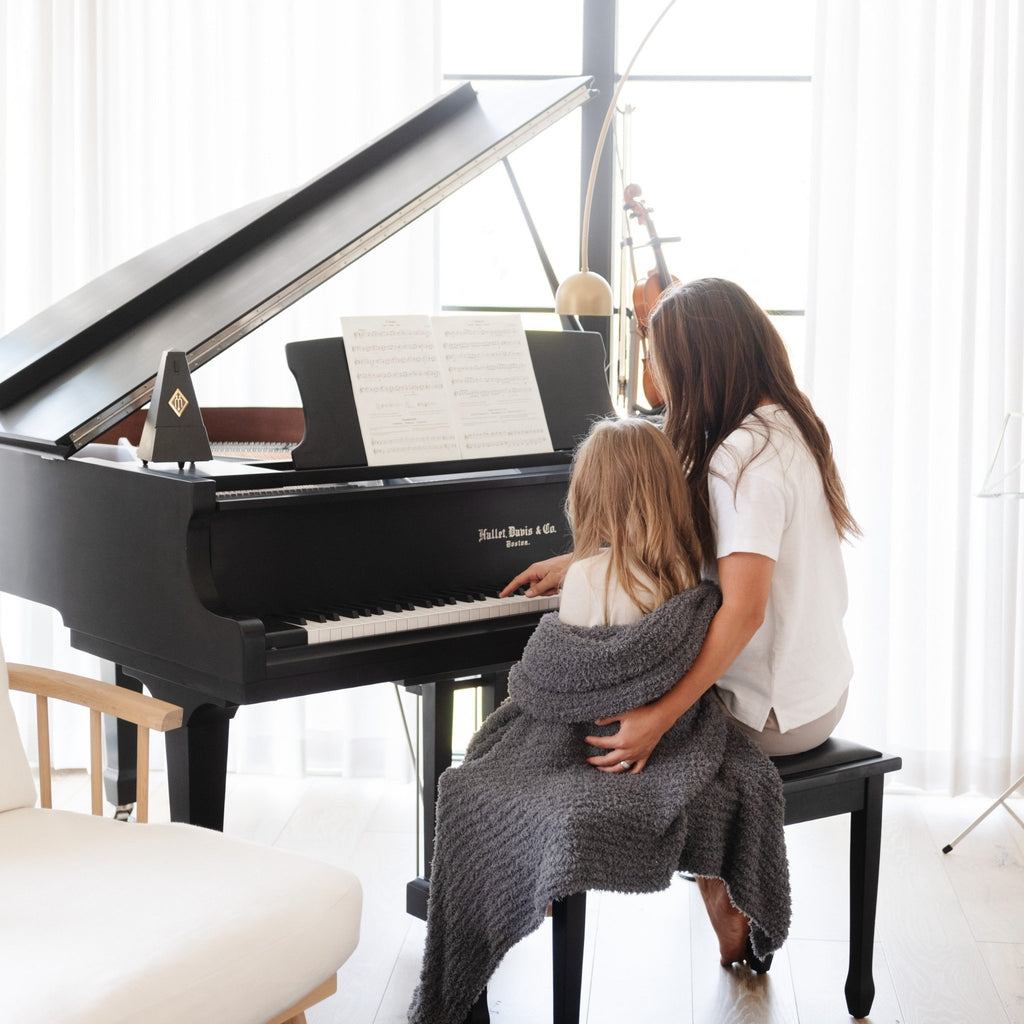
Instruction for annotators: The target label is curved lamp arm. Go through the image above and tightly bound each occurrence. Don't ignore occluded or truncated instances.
[556,0,678,315]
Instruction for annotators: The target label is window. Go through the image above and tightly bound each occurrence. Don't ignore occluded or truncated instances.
[437,0,815,391]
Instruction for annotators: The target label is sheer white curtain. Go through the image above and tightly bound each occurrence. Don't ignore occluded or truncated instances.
[807,0,1024,793]
[0,0,439,778]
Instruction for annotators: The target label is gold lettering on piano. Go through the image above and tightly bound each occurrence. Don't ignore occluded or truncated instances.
[477,522,560,548]
[167,388,189,418]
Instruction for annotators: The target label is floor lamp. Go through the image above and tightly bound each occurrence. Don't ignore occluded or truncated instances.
[554,0,678,317]
[943,412,1024,853]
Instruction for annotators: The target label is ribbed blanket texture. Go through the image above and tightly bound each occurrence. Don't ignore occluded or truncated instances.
[408,581,791,1024]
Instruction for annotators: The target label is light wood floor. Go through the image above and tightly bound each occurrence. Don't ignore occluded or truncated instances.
[49,770,1024,1023]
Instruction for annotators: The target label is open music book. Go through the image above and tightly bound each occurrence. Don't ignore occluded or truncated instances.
[340,314,553,466]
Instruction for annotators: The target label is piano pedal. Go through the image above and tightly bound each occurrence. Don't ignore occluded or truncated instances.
[113,804,135,823]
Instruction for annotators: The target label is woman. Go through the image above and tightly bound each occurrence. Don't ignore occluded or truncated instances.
[501,277,858,964]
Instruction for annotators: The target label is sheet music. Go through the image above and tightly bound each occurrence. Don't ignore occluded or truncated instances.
[341,314,552,465]
[341,315,461,465]
[435,314,552,459]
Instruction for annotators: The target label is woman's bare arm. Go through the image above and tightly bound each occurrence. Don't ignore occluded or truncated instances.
[585,551,775,772]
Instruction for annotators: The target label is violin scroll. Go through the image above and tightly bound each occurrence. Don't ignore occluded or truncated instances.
[624,183,677,408]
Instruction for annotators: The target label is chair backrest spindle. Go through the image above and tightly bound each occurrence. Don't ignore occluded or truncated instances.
[35,694,52,809]
[136,725,150,823]
[90,708,103,815]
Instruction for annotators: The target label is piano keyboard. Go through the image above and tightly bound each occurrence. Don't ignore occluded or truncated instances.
[262,588,559,648]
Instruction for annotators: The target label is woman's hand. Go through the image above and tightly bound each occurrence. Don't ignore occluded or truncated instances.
[585,551,776,774]
[585,702,674,774]
[499,553,572,598]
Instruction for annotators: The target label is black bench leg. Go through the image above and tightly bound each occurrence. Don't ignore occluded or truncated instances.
[552,893,586,1024]
[846,773,884,1018]
[465,987,490,1022]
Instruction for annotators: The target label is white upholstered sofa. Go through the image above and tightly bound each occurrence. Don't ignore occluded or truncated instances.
[0,643,362,1024]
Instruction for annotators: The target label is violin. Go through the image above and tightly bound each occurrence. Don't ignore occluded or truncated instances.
[624,183,678,409]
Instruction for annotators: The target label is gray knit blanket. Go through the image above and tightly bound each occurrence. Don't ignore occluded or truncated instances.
[408,581,791,1024]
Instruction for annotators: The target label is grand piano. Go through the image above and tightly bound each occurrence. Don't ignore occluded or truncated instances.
[0,75,615,888]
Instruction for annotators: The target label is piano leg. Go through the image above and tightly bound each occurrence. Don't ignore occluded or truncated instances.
[405,669,510,920]
[102,666,144,812]
[124,672,238,830]
[479,671,509,718]
[102,668,237,829]
[419,680,454,877]
[418,670,508,875]
[161,701,238,829]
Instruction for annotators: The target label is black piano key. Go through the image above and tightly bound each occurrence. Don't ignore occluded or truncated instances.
[330,606,361,619]
[438,588,483,603]
[356,603,383,616]
[333,601,377,617]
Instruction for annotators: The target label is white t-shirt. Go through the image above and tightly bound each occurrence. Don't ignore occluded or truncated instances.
[708,405,852,732]
[558,550,659,627]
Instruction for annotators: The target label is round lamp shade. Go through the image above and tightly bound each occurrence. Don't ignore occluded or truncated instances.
[554,270,614,317]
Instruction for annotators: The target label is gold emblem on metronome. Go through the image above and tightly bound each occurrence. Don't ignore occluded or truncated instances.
[168,388,189,417]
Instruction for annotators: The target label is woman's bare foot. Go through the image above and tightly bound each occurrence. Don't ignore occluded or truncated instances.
[695,876,750,965]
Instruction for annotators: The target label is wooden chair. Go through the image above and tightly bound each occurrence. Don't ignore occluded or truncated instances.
[0,649,363,1024]
[548,738,902,1023]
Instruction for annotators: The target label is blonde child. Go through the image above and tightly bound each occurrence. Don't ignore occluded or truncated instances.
[557,415,702,638]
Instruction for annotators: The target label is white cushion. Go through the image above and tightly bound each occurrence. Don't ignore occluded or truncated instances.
[0,807,362,1023]
[0,645,37,813]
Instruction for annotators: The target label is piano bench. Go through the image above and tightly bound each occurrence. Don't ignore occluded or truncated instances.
[549,738,902,1023]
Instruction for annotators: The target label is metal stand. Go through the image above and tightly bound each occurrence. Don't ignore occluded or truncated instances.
[942,773,1024,853]
[944,415,1024,853]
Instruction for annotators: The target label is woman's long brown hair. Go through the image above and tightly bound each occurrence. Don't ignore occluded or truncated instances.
[648,278,859,560]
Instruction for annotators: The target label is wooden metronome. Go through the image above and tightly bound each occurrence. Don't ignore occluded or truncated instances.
[137,350,212,468]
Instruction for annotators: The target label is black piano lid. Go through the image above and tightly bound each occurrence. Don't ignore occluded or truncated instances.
[0,76,594,457]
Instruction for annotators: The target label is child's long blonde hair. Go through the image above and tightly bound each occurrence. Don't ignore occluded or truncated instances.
[566,416,702,618]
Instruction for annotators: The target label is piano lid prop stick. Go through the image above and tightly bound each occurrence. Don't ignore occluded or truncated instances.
[137,350,213,468]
